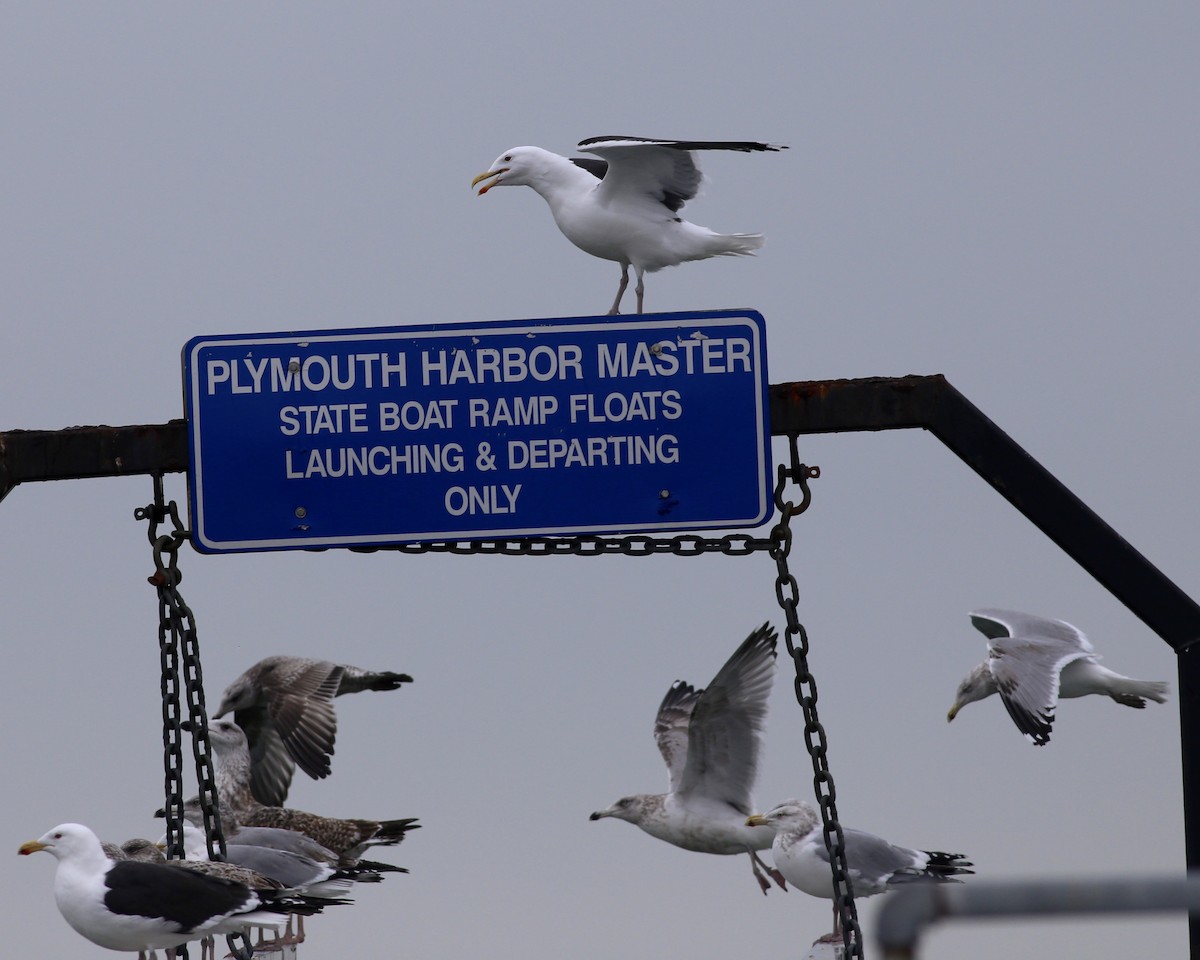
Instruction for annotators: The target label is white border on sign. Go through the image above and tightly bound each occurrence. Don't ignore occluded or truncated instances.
[186,315,770,552]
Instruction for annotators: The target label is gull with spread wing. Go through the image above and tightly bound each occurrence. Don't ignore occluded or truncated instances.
[472,136,785,315]
[948,608,1169,745]
[214,656,412,806]
[590,623,785,894]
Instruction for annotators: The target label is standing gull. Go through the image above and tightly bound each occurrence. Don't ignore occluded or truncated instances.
[177,808,408,884]
[18,823,330,954]
[472,136,786,315]
[178,822,355,900]
[590,623,785,894]
[746,800,973,938]
[173,718,420,866]
[213,656,412,806]
[947,608,1170,745]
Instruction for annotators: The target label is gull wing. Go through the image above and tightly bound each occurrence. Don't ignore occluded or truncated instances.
[969,608,1095,654]
[807,828,919,893]
[236,659,343,804]
[569,157,608,180]
[577,137,784,214]
[654,680,703,793]
[676,623,777,813]
[236,713,296,807]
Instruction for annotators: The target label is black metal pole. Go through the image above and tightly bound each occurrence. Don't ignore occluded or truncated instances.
[1180,648,1200,956]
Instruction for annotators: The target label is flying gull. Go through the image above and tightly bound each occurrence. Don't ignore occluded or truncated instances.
[170,718,420,865]
[947,608,1170,745]
[746,800,973,939]
[213,656,412,806]
[472,136,786,315]
[590,623,785,894]
[18,823,332,954]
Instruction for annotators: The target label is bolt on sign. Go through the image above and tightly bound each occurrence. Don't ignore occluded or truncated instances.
[182,310,772,553]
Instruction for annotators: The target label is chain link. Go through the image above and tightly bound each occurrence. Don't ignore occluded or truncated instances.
[350,532,776,557]
[136,476,252,960]
[769,440,863,959]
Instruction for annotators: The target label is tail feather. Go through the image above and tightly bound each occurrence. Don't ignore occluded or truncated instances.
[375,818,421,840]
[1111,679,1170,708]
[352,858,409,874]
[257,890,350,917]
[709,232,765,258]
[301,877,357,899]
[918,850,974,883]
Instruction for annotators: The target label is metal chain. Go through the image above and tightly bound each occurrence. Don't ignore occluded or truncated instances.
[769,438,864,959]
[136,476,253,960]
[350,532,776,557]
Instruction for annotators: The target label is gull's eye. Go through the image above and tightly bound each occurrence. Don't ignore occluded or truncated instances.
[503,155,512,162]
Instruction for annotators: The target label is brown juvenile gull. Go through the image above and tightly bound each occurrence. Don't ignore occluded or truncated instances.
[471,137,786,315]
[213,656,412,806]
[746,800,972,939]
[590,623,785,894]
[173,718,420,866]
[18,823,331,954]
[947,608,1170,745]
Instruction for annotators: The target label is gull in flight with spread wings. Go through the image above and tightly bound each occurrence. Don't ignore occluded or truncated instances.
[214,656,412,806]
[947,608,1169,745]
[590,623,786,894]
[472,136,786,315]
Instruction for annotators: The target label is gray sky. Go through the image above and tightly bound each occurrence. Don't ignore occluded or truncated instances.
[3,3,1197,957]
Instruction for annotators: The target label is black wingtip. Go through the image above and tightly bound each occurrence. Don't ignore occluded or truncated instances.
[367,672,413,691]
[578,135,787,153]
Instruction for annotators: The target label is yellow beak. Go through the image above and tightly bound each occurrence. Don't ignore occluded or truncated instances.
[745,814,769,827]
[471,167,508,195]
[947,704,960,722]
[18,840,48,855]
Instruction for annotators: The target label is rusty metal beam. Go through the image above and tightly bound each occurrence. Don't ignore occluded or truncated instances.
[0,420,188,504]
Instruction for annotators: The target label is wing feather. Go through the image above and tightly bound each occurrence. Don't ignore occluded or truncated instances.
[676,623,777,813]
[577,137,784,215]
[975,610,1095,745]
[654,680,703,793]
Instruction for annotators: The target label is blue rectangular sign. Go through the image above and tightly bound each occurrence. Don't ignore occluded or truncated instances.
[182,310,772,553]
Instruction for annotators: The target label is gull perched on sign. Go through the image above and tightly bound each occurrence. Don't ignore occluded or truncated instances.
[590,623,786,894]
[947,608,1170,745]
[472,136,786,315]
[213,656,412,806]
